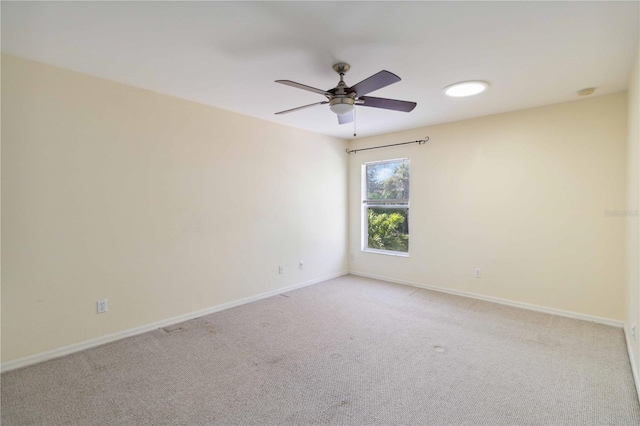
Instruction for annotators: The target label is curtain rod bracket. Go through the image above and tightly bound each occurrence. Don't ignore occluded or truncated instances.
[346,136,429,154]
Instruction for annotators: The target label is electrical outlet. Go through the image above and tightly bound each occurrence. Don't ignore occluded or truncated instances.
[475,268,482,278]
[299,261,304,270]
[350,253,355,260]
[633,324,637,341]
[97,299,108,314]
[278,266,284,274]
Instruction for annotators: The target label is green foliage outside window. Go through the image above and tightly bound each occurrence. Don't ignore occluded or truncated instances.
[367,208,409,252]
[365,159,410,253]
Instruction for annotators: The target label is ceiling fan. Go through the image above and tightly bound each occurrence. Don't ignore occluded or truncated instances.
[274,63,417,125]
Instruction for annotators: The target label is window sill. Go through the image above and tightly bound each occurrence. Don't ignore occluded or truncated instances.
[362,248,409,258]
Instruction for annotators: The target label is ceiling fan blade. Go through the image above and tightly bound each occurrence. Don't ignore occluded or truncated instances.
[358,96,417,112]
[350,71,401,96]
[275,80,330,96]
[275,101,328,115]
[337,111,354,125]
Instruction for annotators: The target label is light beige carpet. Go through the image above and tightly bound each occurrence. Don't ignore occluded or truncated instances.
[2,275,639,425]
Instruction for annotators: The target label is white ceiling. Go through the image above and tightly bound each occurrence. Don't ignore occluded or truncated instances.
[2,1,638,139]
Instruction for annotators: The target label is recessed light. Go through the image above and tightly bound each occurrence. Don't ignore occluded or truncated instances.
[577,87,596,96]
[443,81,489,97]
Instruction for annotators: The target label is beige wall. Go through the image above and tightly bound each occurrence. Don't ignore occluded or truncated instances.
[1,52,634,365]
[1,54,348,363]
[349,93,628,321]
[626,48,640,383]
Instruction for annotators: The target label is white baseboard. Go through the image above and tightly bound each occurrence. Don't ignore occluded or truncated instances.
[624,324,640,404]
[349,271,623,328]
[1,271,348,373]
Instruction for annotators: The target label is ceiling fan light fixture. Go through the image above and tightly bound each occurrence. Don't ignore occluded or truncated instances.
[330,103,354,115]
[329,97,355,115]
[443,81,489,97]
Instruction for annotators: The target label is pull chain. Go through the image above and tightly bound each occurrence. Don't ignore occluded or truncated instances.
[353,106,357,138]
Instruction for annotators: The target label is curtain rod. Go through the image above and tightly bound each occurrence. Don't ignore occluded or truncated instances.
[345,136,429,154]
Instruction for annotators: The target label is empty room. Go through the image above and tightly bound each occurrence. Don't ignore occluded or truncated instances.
[2,1,640,425]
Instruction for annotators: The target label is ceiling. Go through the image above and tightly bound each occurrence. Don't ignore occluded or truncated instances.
[2,1,638,139]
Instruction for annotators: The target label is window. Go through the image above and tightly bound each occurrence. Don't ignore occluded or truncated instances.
[362,158,410,255]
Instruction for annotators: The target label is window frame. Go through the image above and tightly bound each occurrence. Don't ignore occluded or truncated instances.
[361,158,410,257]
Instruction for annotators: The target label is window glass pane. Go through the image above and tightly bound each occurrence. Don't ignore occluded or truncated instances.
[366,160,410,203]
[367,207,409,253]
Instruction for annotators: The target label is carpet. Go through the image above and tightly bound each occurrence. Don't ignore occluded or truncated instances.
[2,275,639,425]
